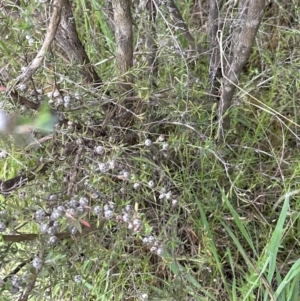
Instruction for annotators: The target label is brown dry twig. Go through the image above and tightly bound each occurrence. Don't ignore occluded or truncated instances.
[1,224,103,243]
[11,0,63,88]
[67,146,84,196]
[0,163,50,195]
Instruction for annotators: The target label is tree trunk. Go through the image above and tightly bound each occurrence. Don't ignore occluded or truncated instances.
[112,0,133,92]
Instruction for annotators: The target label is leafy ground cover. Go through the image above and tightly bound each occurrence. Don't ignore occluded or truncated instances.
[0,1,300,300]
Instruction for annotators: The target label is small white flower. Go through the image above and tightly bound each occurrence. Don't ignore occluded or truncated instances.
[158,135,165,142]
[127,223,133,230]
[122,213,130,223]
[172,199,178,206]
[32,256,42,269]
[125,204,132,212]
[148,236,155,243]
[148,180,155,188]
[133,182,140,190]
[109,202,115,210]
[79,197,88,207]
[35,209,46,222]
[162,143,169,151]
[156,247,163,256]
[64,95,71,103]
[159,193,166,200]
[51,208,62,220]
[28,37,35,45]
[98,163,108,173]
[160,187,167,193]
[52,89,61,98]
[69,199,78,208]
[53,221,60,229]
[140,293,148,300]
[77,206,85,214]
[95,145,105,155]
[18,84,27,92]
[144,139,152,147]
[165,191,172,200]
[0,149,7,158]
[93,206,103,216]
[47,226,57,236]
[49,194,58,202]
[150,246,157,253]
[133,218,142,226]
[122,170,130,179]
[39,223,49,234]
[11,276,21,288]
[108,159,116,170]
[104,210,113,219]
[142,237,149,244]
[48,235,58,245]
[55,97,63,106]
[64,101,70,108]
[56,205,65,213]
[76,138,83,145]
[74,274,82,283]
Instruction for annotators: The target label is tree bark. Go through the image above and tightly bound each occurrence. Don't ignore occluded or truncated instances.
[208,0,222,103]
[218,0,265,140]
[55,0,102,86]
[111,0,133,92]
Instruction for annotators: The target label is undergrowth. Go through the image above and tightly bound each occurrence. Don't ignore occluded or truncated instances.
[0,1,300,301]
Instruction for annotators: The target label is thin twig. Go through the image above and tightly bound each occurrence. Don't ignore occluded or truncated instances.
[10,0,63,89]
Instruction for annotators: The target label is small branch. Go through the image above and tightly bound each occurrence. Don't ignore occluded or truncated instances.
[0,163,50,195]
[67,146,84,196]
[10,90,40,111]
[166,0,203,52]
[208,0,222,103]
[1,224,103,243]
[11,0,63,88]
[3,260,30,283]
[18,251,44,301]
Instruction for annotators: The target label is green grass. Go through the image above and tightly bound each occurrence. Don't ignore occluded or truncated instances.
[0,0,300,300]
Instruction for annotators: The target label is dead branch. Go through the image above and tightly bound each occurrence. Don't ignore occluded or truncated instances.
[0,163,50,195]
[67,146,84,196]
[10,90,40,111]
[1,224,103,243]
[12,0,63,87]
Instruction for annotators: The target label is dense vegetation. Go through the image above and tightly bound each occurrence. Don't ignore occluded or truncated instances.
[0,0,300,300]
